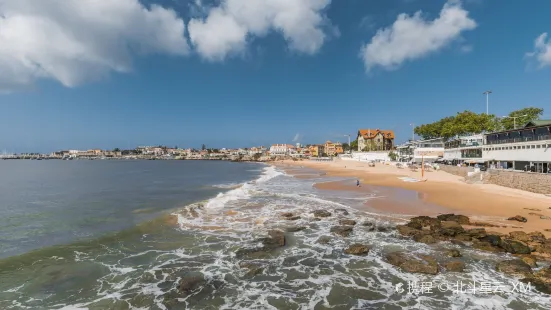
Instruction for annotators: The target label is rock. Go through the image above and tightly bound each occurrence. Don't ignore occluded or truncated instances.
[437,214,470,225]
[528,231,546,242]
[409,216,441,230]
[450,240,466,246]
[334,208,349,215]
[479,234,502,246]
[316,236,332,244]
[406,221,423,230]
[330,225,354,237]
[515,255,538,267]
[470,221,501,228]
[439,221,465,237]
[445,261,465,272]
[472,241,504,253]
[535,241,551,254]
[375,225,391,232]
[509,231,530,242]
[385,252,439,275]
[178,273,206,293]
[286,226,306,232]
[499,239,532,254]
[447,249,462,257]
[522,267,551,294]
[280,212,294,218]
[262,230,286,249]
[239,262,264,277]
[339,219,357,226]
[507,215,527,223]
[413,233,437,244]
[466,228,487,239]
[344,243,370,255]
[313,210,331,218]
[396,225,420,237]
[545,229,551,232]
[453,233,473,242]
[286,216,300,221]
[496,260,533,278]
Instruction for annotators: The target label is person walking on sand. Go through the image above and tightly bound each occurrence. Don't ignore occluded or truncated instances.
[356,179,360,187]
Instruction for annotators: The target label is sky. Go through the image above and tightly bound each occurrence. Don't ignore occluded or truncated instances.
[1,0,551,153]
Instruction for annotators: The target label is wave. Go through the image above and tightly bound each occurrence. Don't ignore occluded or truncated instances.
[211,183,243,189]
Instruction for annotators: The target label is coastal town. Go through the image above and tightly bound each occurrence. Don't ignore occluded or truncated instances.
[2,108,550,175]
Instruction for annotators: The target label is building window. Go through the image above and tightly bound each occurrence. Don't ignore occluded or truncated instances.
[537,145,541,148]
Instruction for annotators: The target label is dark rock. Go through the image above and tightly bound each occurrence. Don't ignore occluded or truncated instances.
[439,221,465,237]
[344,243,370,255]
[528,231,546,242]
[522,267,551,294]
[236,230,286,258]
[472,241,504,253]
[316,236,332,244]
[479,234,502,246]
[178,273,206,293]
[409,216,441,230]
[239,262,264,278]
[515,254,538,267]
[375,225,391,232]
[406,221,423,230]
[509,231,530,242]
[507,215,528,223]
[330,225,354,237]
[413,233,437,244]
[535,241,551,254]
[362,221,374,227]
[450,240,466,246]
[261,230,286,249]
[334,208,349,215]
[496,260,533,277]
[396,225,420,237]
[470,221,501,228]
[385,252,439,275]
[466,228,487,239]
[339,219,357,226]
[286,226,306,232]
[280,212,294,218]
[447,249,462,257]
[286,216,300,221]
[437,214,470,225]
[445,261,465,272]
[313,210,332,218]
[454,233,473,242]
[499,239,531,254]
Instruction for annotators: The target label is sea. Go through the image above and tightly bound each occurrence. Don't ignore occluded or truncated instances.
[0,160,549,310]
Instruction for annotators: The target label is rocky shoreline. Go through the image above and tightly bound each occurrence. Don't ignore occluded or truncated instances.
[169,210,551,306]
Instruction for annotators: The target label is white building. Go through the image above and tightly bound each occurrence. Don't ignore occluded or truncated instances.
[269,144,296,155]
[395,142,415,162]
[412,138,445,163]
[482,120,551,172]
[443,134,484,164]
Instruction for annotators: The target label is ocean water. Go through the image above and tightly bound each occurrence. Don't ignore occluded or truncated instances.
[0,161,550,309]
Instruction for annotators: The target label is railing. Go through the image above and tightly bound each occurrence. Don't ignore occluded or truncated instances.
[486,135,551,145]
[461,153,482,158]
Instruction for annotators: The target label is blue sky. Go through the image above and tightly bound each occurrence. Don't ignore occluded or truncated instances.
[1,0,551,153]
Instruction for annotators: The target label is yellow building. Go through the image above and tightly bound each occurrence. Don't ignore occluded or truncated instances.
[324,141,344,156]
[309,145,325,157]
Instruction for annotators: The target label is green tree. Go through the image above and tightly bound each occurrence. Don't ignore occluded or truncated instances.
[342,143,350,152]
[350,139,358,151]
[113,148,120,152]
[388,151,398,161]
[500,107,544,130]
[201,144,206,151]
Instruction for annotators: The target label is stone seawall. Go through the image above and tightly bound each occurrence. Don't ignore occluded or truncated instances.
[438,165,474,178]
[482,170,551,194]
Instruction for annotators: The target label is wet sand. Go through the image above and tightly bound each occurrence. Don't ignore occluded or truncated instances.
[274,160,551,237]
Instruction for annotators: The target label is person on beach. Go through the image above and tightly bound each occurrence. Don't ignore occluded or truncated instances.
[356,179,360,187]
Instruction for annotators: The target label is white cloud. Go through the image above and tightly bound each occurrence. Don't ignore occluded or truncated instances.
[360,0,476,72]
[526,33,551,69]
[0,0,189,92]
[292,133,300,142]
[188,0,333,62]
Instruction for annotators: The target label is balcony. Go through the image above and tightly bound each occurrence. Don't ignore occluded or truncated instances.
[461,153,482,158]
[486,135,551,145]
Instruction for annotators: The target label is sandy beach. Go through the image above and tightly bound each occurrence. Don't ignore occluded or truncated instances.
[275,159,551,237]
